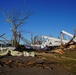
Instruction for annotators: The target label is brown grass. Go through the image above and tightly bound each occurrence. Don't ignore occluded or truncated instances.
[36,50,76,75]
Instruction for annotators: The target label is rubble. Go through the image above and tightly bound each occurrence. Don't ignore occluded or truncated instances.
[0,58,54,70]
[69,45,76,49]
[0,49,8,56]
[51,49,64,54]
[10,50,22,56]
[0,50,35,57]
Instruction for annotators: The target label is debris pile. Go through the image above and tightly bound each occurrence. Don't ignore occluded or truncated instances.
[0,50,35,57]
[0,58,55,70]
[51,49,64,54]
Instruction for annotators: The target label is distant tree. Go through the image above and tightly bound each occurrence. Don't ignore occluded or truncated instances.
[1,9,31,47]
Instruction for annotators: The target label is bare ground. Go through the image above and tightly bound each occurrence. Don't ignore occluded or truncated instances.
[0,56,73,75]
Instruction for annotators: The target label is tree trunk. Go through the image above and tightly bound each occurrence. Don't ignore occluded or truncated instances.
[14,30,17,47]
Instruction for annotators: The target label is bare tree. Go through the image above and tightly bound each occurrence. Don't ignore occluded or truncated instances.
[1,9,31,47]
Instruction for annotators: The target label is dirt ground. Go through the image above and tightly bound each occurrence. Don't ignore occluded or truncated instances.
[0,56,73,75]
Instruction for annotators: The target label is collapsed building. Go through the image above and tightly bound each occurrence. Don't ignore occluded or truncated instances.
[0,30,76,56]
[31,30,76,50]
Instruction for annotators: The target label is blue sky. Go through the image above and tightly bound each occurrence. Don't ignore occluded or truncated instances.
[0,0,76,43]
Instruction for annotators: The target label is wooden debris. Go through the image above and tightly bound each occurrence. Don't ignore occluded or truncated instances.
[0,58,54,70]
[51,49,64,54]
